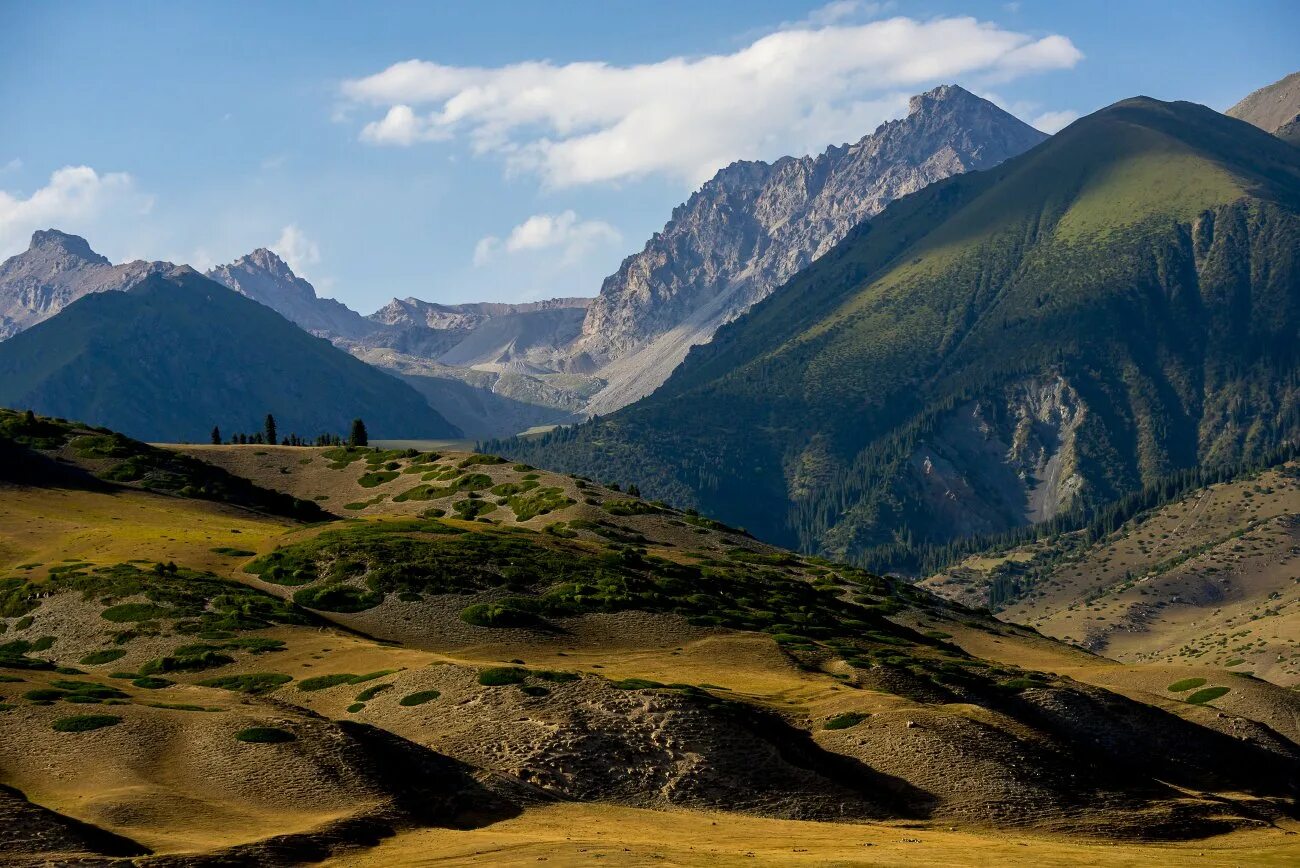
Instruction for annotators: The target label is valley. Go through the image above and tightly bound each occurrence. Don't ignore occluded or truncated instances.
[2,8,1298,862]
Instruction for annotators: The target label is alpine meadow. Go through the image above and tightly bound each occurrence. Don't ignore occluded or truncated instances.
[2,3,1300,866]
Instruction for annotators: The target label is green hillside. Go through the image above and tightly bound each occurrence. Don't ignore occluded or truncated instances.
[499,98,1300,568]
[0,268,459,443]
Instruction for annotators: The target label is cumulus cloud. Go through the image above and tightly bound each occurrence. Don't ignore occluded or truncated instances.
[474,210,620,266]
[271,223,321,277]
[1031,109,1080,134]
[343,15,1082,187]
[0,165,153,258]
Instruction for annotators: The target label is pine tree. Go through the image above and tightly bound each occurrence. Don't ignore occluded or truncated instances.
[265,414,277,446]
[349,418,368,447]
[210,425,221,445]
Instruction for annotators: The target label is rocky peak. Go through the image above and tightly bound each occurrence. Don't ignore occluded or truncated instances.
[25,230,109,266]
[206,248,372,340]
[206,249,318,308]
[572,84,1048,415]
[0,230,166,340]
[908,83,976,116]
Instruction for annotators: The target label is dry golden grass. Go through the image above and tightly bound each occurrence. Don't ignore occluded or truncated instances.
[0,484,288,581]
[922,464,1300,685]
[323,802,1300,867]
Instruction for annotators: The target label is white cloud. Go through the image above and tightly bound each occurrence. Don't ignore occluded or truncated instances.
[343,15,1082,188]
[1031,109,1080,134]
[271,223,321,277]
[474,210,620,266]
[0,165,153,258]
[1,158,21,175]
[799,1,896,28]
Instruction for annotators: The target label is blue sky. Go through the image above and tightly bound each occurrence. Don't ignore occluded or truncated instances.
[1,1,1296,312]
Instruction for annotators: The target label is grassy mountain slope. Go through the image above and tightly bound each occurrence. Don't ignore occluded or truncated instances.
[0,268,459,442]
[922,457,1300,685]
[498,98,1300,568]
[3,414,1300,862]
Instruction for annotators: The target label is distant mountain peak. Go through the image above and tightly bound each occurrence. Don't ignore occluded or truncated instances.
[27,229,108,265]
[572,83,1047,414]
[206,247,374,340]
[908,83,977,114]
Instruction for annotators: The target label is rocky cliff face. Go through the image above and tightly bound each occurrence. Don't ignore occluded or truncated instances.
[363,296,592,365]
[0,230,167,340]
[573,85,1049,414]
[206,249,374,340]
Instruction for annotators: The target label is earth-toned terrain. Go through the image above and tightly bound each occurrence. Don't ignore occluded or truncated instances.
[2,409,1300,865]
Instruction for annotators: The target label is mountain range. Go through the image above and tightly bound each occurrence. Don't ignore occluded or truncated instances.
[0,266,457,442]
[500,95,1300,570]
[571,85,1049,414]
[0,85,1048,439]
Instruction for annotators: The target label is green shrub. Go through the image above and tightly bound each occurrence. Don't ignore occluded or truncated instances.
[79,649,126,666]
[53,713,122,732]
[139,649,235,675]
[398,689,441,706]
[292,584,383,612]
[507,486,574,521]
[24,688,67,702]
[132,676,172,689]
[358,471,399,488]
[824,712,869,730]
[346,702,365,713]
[234,726,296,743]
[298,673,360,691]
[210,547,256,557]
[458,454,506,467]
[477,667,527,686]
[459,601,541,628]
[350,669,399,683]
[998,677,1049,692]
[1185,686,1231,704]
[611,678,663,690]
[1224,658,1245,667]
[534,670,580,683]
[354,683,393,702]
[199,673,292,695]
[603,500,662,517]
[491,481,538,496]
[452,498,495,520]
[1167,677,1207,692]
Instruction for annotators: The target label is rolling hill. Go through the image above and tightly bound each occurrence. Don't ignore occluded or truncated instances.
[2,411,1300,863]
[499,96,1300,571]
[0,267,459,442]
[920,454,1300,686]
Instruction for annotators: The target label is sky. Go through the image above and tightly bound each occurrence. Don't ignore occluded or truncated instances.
[1,1,1296,313]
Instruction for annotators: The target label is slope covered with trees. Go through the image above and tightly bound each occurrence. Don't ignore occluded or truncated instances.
[500,98,1300,569]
